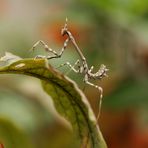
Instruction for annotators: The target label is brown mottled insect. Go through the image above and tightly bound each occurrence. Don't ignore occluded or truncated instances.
[31,18,108,121]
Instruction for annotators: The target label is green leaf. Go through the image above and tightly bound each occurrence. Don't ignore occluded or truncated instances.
[0,53,107,148]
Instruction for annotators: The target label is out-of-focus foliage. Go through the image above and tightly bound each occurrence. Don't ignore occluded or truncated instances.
[0,117,33,148]
[104,77,148,109]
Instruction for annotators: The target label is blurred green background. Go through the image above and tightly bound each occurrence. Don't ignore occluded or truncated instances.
[0,0,148,147]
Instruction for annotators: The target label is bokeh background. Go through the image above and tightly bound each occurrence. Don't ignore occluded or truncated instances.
[0,0,148,148]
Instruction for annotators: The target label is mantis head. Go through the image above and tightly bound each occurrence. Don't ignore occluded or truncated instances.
[61,17,68,36]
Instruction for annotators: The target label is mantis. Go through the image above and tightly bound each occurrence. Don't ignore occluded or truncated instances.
[31,18,108,122]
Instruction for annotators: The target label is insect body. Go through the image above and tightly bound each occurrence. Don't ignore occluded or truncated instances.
[31,18,108,122]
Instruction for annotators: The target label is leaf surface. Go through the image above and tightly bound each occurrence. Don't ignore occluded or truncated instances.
[0,53,107,148]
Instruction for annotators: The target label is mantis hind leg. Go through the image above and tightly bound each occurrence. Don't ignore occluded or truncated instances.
[84,77,103,123]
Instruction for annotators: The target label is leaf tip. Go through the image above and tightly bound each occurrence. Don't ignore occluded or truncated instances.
[0,52,22,66]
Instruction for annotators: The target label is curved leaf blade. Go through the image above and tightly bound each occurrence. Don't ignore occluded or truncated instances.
[0,54,107,148]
